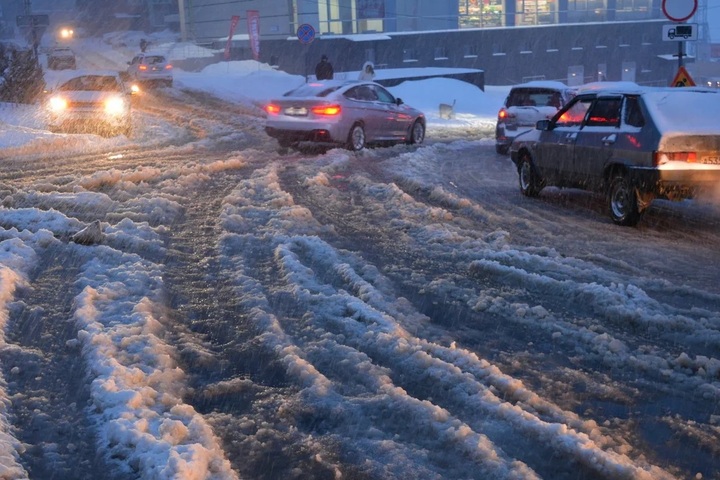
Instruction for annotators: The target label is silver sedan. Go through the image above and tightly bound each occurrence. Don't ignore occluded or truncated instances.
[264,80,426,151]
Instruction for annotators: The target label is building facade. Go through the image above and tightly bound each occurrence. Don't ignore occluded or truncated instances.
[185,0,669,42]
[181,0,691,87]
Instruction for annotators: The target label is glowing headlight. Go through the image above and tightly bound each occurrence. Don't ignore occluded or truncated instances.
[105,96,126,115]
[48,96,68,112]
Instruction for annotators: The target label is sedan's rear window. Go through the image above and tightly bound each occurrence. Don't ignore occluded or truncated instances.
[284,83,341,98]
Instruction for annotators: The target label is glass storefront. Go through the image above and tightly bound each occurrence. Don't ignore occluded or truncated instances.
[459,0,505,28]
[458,0,653,28]
[516,0,559,25]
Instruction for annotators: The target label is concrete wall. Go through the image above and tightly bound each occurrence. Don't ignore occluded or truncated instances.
[214,20,677,87]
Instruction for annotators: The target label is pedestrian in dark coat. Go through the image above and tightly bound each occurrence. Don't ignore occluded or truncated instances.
[315,55,334,80]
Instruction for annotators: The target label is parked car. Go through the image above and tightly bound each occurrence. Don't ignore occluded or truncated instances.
[45,71,133,136]
[47,46,76,70]
[126,52,173,87]
[264,80,426,151]
[509,84,720,226]
[495,81,576,154]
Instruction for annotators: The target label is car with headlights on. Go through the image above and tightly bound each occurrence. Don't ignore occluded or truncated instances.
[45,71,133,136]
[264,80,426,151]
[495,81,576,154]
[509,84,720,226]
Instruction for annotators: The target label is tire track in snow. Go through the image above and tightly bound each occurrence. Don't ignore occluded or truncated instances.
[274,151,717,478]
[2,244,115,479]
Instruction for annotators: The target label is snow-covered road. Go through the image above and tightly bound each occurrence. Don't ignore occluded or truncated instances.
[0,55,719,479]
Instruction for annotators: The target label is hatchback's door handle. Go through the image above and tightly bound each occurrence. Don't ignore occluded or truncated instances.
[602,134,617,145]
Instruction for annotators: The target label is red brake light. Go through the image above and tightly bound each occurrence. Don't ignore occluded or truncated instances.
[653,151,697,166]
[498,108,507,120]
[165,64,173,70]
[139,65,148,71]
[266,104,281,115]
[312,105,341,116]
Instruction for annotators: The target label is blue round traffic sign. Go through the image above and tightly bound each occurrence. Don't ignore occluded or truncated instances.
[297,24,316,44]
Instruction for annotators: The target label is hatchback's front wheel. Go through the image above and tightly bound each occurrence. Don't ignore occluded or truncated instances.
[347,124,366,151]
[518,155,543,197]
[607,174,641,226]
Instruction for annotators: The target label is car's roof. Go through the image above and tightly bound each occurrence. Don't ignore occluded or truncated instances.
[577,82,720,97]
[511,80,573,91]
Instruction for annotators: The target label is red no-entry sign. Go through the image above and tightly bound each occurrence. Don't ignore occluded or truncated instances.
[662,0,698,22]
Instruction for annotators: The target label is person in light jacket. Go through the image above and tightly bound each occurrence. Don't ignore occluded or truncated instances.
[358,61,376,81]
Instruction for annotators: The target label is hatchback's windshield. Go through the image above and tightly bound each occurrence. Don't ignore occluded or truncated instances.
[508,88,565,107]
[145,56,166,65]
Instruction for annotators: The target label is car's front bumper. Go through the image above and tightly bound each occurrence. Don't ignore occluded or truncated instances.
[48,109,131,132]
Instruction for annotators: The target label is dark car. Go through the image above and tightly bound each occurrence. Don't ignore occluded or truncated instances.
[47,46,77,70]
[265,80,425,151]
[495,81,576,154]
[509,84,720,226]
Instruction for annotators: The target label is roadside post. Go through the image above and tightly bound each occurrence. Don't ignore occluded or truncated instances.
[661,0,698,76]
[296,24,316,81]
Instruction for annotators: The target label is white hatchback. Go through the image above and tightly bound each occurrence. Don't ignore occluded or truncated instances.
[126,53,173,87]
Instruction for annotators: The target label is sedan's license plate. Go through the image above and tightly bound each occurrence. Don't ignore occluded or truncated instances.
[701,155,720,165]
[285,107,308,116]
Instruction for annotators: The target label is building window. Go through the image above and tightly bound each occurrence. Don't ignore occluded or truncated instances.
[568,0,608,22]
[463,44,478,58]
[516,0,558,26]
[434,46,448,60]
[616,0,652,20]
[403,48,418,62]
[520,40,533,54]
[459,0,504,28]
[492,42,506,56]
[546,38,559,52]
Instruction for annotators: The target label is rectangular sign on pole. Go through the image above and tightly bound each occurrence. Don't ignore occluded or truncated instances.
[662,23,698,41]
[224,15,240,60]
[247,10,260,61]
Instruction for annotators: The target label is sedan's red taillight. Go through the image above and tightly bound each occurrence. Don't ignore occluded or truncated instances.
[312,105,341,116]
[653,151,697,166]
[165,64,173,70]
[266,104,281,115]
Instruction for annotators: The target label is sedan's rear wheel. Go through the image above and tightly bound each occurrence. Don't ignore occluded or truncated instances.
[518,155,542,197]
[347,124,366,151]
[407,120,425,145]
[608,174,642,226]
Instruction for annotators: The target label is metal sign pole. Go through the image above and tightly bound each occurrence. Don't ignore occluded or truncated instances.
[678,41,683,68]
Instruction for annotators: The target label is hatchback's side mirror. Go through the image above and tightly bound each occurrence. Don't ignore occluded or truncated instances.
[396,98,403,105]
[536,119,550,131]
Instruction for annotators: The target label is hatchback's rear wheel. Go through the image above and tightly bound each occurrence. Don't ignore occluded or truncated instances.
[407,120,425,145]
[347,124,366,151]
[518,154,543,197]
[608,174,642,226]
